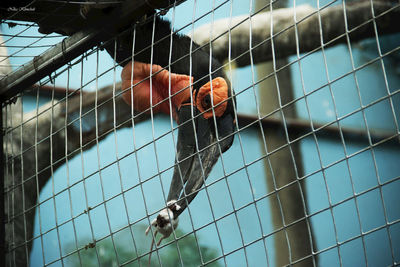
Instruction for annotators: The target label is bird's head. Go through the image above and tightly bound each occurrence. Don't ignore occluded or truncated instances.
[121,61,235,216]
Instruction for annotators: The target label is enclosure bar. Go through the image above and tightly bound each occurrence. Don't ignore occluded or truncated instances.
[0,0,180,101]
[0,106,4,267]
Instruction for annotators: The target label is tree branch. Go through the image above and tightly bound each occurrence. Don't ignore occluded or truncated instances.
[191,1,400,67]
[4,83,148,266]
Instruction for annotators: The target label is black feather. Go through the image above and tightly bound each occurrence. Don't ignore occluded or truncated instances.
[106,14,235,120]
[106,16,226,91]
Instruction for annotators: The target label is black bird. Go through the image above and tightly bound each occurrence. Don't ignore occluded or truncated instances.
[112,15,236,240]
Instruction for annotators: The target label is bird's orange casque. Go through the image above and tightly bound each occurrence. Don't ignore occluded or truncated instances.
[121,61,228,121]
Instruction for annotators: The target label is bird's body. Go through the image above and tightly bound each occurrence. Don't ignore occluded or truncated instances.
[111,17,226,87]
[117,15,236,249]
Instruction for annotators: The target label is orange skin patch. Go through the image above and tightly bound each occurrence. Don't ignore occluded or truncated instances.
[121,61,192,121]
[121,61,228,121]
[195,77,228,119]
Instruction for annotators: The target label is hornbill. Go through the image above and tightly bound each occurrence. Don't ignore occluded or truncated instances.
[110,15,236,244]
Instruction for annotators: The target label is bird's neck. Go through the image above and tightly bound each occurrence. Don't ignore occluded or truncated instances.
[121,61,193,120]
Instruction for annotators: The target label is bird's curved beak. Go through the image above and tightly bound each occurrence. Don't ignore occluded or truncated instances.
[167,104,235,216]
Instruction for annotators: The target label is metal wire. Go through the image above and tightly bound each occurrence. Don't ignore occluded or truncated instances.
[2,0,400,266]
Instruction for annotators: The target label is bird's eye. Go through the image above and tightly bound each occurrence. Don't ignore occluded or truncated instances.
[201,94,212,110]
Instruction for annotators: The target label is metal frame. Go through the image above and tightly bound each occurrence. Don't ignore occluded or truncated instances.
[1,106,4,267]
[0,0,178,100]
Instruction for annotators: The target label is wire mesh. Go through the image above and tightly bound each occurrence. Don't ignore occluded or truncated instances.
[1,0,400,266]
